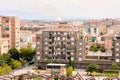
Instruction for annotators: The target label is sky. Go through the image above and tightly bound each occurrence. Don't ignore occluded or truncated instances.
[0,0,120,20]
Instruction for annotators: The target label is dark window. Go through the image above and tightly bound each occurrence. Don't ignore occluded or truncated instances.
[37,37,40,39]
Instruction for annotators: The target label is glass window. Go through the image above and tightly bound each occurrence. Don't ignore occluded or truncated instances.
[116,59,119,62]
[79,58,82,61]
[92,37,96,42]
[101,37,105,41]
[79,43,82,45]
[116,43,119,46]
[79,53,82,55]
[116,49,119,51]
[37,52,40,54]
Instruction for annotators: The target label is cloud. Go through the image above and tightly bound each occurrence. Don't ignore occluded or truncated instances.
[0,0,120,19]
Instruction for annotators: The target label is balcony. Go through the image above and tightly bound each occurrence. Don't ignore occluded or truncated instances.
[43,49,52,52]
[43,39,52,42]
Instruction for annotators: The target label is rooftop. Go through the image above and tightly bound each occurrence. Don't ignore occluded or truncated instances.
[41,28,77,32]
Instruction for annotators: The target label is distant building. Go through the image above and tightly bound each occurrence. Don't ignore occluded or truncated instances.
[0,16,20,50]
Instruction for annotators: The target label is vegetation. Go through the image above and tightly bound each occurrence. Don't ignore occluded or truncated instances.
[11,59,22,69]
[89,69,119,76]
[66,66,73,77]
[20,44,36,62]
[0,46,36,76]
[8,48,20,60]
[86,64,99,72]
[89,44,106,52]
[111,62,119,70]
[0,64,12,75]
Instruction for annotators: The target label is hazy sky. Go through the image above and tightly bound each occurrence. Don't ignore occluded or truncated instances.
[0,0,120,20]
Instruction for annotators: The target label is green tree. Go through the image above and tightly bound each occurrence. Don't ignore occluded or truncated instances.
[86,64,99,73]
[66,66,73,77]
[8,48,20,60]
[100,46,106,52]
[89,45,98,52]
[3,64,12,74]
[0,54,11,65]
[111,62,119,70]
[20,44,36,62]
[0,66,4,75]
[11,59,22,69]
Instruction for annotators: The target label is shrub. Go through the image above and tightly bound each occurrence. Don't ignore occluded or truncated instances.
[66,66,73,77]
[86,64,99,72]
[104,70,119,74]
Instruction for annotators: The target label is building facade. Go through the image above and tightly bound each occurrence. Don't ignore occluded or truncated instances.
[113,34,120,63]
[0,16,20,50]
[36,28,86,67]
[0,38,9,54]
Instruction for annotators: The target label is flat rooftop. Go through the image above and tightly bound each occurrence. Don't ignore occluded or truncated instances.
[87,51,112,56]
[41,28,77,32]
[47,63,66,66]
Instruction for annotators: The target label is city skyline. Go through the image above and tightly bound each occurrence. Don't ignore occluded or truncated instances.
[0,0,120,20]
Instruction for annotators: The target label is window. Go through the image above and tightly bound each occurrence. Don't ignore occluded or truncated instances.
[116,48,119,51]
[57,37,60,40]
[92,37,96,42]
[116,43,119,46]
[116,59,119,62]
[45,52,47,54]
[37,56,40,60]
[101,37,105,41]
[58,52,61,54]
[45,47,48,50]
[37,52,40,54]
[64,32,67,35]
[45,42,48,44]
[62,37,65,40]
[71,42,74,45]
[37,37,40,39]
[37,42,40,44]
[79,43,82,45]
[71,53,74,55]
[79,48,82,50]
[79,58,82,61]
[71,57,74,61]
[116,54,119,56]
[71,37,74,40]
[79,53,82,55]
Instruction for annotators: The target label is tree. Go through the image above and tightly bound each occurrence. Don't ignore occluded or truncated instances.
[100,46,106,52]
[111,62,119,70]
[0,66,4,75]
[66,66,73,77]
[0,54,11,65]
[11,59,22,69]
[20,44,36,62]
[8,48,20,60]
[3,64,12,74]
[86,64,99,73]
[89,45,98,52]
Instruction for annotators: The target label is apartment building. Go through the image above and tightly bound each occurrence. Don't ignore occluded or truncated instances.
[0,16,20,50]
[0,38,9,54]
[113,34,120,63]
[36,28,87,67]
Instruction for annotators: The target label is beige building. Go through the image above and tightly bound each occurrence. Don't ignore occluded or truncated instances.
[0,16,20,50]
[0,38,9,54]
